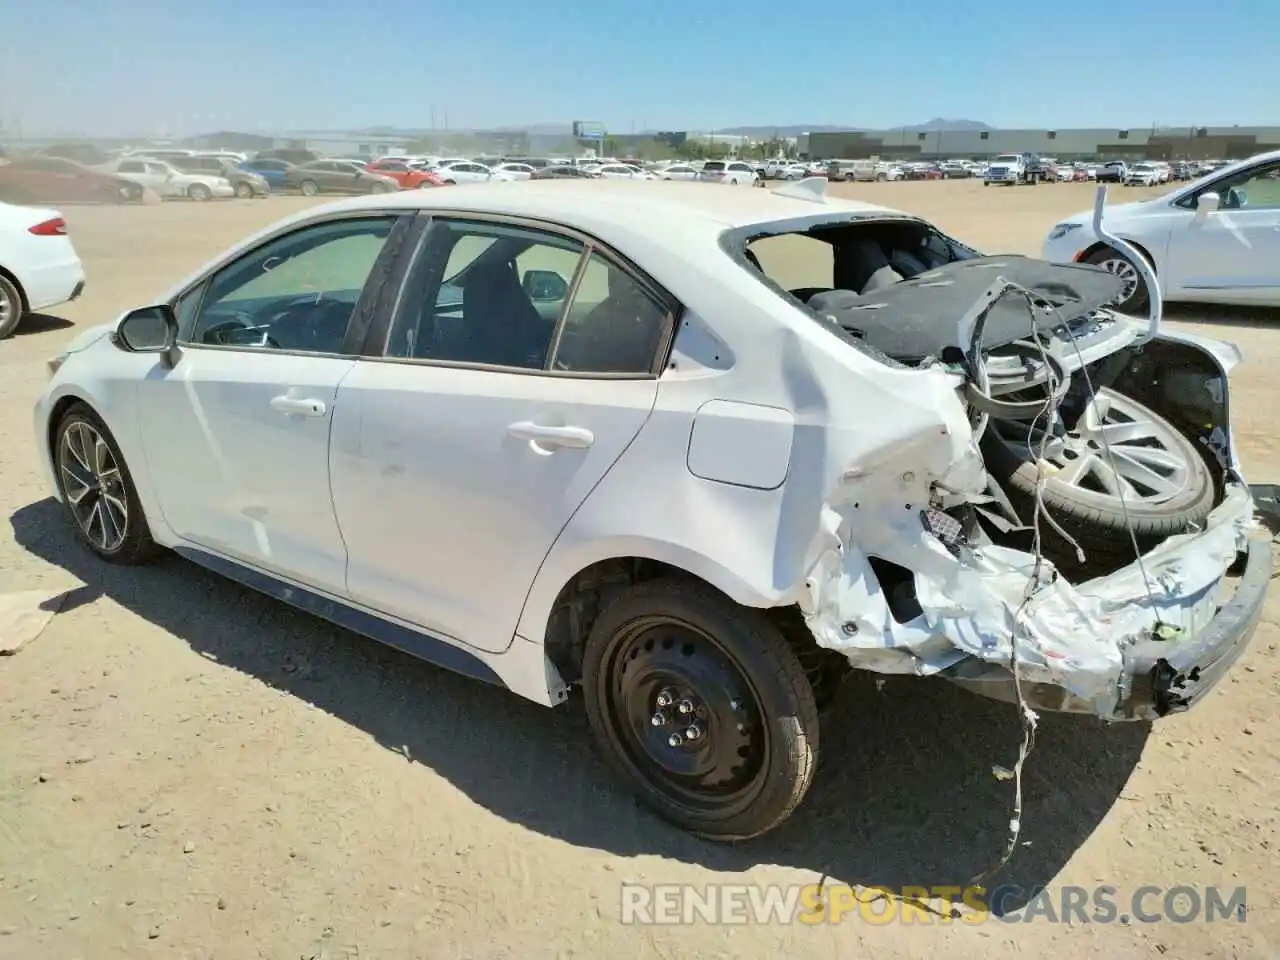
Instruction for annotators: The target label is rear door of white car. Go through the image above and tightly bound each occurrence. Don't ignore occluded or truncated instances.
[329,215,673,653]
[1164,157,1280,301]
[135,212,411,595]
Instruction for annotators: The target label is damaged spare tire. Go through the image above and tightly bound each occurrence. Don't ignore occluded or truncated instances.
[981,387,1215,577]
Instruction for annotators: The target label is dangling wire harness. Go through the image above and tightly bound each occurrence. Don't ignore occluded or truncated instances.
[960,185,1164,888]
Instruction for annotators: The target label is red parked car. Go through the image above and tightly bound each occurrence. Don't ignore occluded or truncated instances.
[364,160,442,189]
[0,157,144,204]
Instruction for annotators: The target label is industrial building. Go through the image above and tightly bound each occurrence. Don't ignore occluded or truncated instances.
[803,126,1280,161]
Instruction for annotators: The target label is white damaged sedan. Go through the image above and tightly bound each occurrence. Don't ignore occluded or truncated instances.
[34,178,1274,840]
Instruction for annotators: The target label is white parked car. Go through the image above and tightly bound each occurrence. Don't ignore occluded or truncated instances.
[492,163,536,180]
[0,201,86,338]
[697,160,758,185]
[34,180,1270,840]
[432,161,511,185]
[110,157,235,201]
[1123,163,1161,187]
[659,163,699,181]
[593,163,652,181]
[1043,149,1280,311]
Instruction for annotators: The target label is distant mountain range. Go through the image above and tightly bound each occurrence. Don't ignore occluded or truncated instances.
[706,119,994,137]
[294,119,994,138]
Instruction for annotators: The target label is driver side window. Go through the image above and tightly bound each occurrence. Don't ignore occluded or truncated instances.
[188,216,395,353]
[1219,161,1280,211]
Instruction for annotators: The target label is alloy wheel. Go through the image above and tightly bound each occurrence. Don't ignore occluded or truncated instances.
[58,420,129,553]
[1095,257,1141,303]
[988,388,1193,507]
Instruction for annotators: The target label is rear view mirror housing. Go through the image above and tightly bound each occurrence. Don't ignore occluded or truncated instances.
[114,304,178,361]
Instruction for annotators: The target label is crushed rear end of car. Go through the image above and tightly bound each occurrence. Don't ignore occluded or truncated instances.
[734,204,1274,722]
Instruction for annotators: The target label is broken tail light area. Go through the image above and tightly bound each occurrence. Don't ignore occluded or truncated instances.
[798,272,1272,721]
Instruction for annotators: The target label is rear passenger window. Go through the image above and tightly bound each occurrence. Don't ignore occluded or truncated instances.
[552,253,669,374]
[383,220,671,375]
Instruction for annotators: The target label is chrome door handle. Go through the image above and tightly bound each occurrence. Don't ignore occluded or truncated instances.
[507,421,594,449]
[270,396,327,417]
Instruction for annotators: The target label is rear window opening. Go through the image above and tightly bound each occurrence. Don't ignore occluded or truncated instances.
[702,162,726,172]
[743,217,978,304]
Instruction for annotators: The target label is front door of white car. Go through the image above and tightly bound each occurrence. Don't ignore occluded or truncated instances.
[133,214,402,595]
[329,216,672,653]
[1163,159,1280,302]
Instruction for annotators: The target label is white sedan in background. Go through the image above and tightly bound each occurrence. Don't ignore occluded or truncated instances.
[492,163,536,180]
[432,161,513,185]
[0,201,86,337]
[109,157,235,201]
[1043,149,1280,312]
[594,163,654,181]
[659,163,699,181]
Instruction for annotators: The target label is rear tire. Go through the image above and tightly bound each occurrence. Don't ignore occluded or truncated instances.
[188,183,212,201]
[299,179,320,196]
[234,182,253,199]
[53,404,163,565]
[582,578,820,840]
[0,273,26,339]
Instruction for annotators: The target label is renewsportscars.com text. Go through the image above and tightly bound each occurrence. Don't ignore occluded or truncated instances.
[620,883,1247,925]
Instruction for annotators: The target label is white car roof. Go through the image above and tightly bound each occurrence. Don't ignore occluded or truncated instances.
[291,180,906,238]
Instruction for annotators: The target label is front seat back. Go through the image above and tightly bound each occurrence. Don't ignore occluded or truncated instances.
[461,260,549,368]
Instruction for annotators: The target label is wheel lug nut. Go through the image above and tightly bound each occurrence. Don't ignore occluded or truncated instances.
[668,732,684,747]
[685,724,702,741]
[655,689,675,708]
[650,711,668,727]
[677,699,694,715]
[729,699,742,712]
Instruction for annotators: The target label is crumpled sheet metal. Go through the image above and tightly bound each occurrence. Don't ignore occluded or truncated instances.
[802,457,1256,718]
[0,587,70,656]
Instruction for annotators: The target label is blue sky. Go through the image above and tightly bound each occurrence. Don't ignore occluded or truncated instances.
[4,0,1275,137]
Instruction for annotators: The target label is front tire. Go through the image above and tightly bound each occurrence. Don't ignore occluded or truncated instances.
[299,179,320,196]
[188,183,212,202]
[582,578,819,841]
[53,404,162,565]
[1083,246,1150,315]
[234,181,253,199]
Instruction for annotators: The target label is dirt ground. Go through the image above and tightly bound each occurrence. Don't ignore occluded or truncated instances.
[1,181,1278,960]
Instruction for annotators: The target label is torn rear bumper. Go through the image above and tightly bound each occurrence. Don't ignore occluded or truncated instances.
[941,483,1278,721]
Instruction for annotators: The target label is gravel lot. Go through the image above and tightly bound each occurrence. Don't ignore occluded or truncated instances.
[1,182,1278,959]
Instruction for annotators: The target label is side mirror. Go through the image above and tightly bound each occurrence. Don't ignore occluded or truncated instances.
[522,269,568,301]
[114,305,177,353]
[1196,191,1220,217]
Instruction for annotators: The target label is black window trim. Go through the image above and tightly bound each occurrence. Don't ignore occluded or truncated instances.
[360,209,682,379]
[165,209,416,359]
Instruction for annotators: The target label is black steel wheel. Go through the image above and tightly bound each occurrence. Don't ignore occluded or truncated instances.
[54,404,162,564]
[583,578,819,840]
